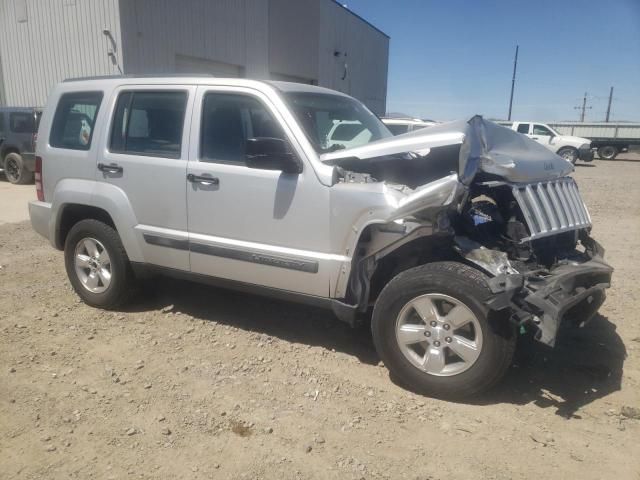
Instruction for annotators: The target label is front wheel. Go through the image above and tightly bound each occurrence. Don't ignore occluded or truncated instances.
[64,219,136,308]
[372,262,515,399]
[557,147,578,164]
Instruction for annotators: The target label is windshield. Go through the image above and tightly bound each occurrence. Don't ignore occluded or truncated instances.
[283,92,391,153]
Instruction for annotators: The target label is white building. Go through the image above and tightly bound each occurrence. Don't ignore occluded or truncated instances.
[0,0,389,113]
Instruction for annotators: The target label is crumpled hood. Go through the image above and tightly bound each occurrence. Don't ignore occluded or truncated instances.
[321,115,574,184]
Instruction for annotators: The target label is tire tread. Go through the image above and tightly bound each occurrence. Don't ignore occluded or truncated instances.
[372,261,515,399]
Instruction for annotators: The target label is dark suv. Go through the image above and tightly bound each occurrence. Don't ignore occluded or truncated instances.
[0,107,41,184]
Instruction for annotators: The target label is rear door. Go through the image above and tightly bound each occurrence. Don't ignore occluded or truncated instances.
[97,86,195,271]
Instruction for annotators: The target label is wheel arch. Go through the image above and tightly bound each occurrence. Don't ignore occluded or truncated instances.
[56,204,117,249]
[343,221,456,312]
[556,145,578,154]
[1,146,20,164]
[50,179,144,262]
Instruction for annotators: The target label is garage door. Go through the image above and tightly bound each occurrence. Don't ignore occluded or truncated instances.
[175,54,244,77]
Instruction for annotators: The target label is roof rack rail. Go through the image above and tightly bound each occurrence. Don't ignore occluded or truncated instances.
[63,73,219,82]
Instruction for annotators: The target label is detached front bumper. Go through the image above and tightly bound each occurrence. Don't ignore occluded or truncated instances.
[578,145,594,162]
[485,243,613,346]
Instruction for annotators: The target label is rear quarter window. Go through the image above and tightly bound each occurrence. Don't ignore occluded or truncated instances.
[49,92,103,150]
[9,112,35,133]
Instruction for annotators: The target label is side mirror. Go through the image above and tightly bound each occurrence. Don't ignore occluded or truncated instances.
[245,137,302,174]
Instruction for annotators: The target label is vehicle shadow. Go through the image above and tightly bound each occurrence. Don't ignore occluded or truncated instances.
[126,276,380,365]
[575,163,595,168]
[472,314,626,418]
[126,278,626,416]
[599,156,640,164]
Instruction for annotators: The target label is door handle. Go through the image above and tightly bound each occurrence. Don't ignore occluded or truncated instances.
[97,162,123,173]
[531,137,539,140]
[187,173,219,186]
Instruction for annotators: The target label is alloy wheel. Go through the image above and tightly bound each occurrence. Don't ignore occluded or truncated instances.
[74,237,112,293]
[395,293,483,376]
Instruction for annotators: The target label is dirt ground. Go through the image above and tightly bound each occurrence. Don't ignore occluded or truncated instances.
[1,155,640,480]
[0,181,34,225]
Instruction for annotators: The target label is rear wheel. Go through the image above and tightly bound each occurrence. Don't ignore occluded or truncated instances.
[372,262,515,399]
[597,145,618,160]
[557,147,578,164]
[64,219,136,308]
[3,152,34,184]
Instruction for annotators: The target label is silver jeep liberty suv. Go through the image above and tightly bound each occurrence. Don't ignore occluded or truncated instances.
[29,76,612,398]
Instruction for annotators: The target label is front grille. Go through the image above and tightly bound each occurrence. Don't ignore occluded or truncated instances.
[511,177,591,242]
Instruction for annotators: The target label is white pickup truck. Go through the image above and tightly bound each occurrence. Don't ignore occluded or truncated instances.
[500,121,593,164]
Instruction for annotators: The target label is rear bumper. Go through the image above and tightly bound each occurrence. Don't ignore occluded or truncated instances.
[486,240,613,346]
[29,200,53,242]
[578,145,594,162]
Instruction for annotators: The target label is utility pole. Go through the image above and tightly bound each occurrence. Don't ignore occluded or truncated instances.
[605,86,614,122]
[574,92,592,122]
[507,45,519,121]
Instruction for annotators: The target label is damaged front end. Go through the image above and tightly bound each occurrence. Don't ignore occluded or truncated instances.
[326,115,613,346]
[457,232,612,346]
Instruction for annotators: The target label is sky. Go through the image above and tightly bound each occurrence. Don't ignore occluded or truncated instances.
[344,0,640,122]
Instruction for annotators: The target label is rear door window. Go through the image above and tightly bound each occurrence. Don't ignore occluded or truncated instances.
[516,123,530,134]
[50,92,103,150]
[110,91,187,159]
[9,112,35,133]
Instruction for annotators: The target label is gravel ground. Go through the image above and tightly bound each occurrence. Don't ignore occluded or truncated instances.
[1,156,640,479]
[0,180,34,225]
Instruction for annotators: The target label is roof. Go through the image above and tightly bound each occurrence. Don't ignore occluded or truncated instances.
[61,75,345,96]
[381,117,435,125]
[267,81,350,97]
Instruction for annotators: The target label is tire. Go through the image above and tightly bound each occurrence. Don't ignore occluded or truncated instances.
[557,147,578,164]
[371,261,516,399]
[3,152,34,184]
[597,145,618,160]
[64,219,136,309]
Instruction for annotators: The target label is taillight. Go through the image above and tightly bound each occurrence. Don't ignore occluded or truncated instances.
[35,156,44,201]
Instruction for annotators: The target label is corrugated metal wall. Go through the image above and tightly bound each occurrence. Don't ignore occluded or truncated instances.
[549,122,640,140]
[318,0,388,114]
[0,0,122,107]
[118,0,270,79]
[268,0,319,83]
[0,0,388,113]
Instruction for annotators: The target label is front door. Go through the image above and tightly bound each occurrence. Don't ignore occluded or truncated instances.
[186,86,331,296]
[97,86,195,271]
[530,124,554,148]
